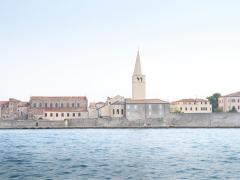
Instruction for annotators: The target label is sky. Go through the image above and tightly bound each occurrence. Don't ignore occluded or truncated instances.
[0,0,240,103]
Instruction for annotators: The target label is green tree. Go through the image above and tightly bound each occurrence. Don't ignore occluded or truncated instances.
[207,93,221,112]
[229,106,237,113]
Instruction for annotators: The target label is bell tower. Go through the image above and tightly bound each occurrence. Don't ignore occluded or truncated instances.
[132,50,146,100]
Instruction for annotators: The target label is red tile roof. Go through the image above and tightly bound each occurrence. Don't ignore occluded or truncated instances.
[30,96,87,101]
[126,99,169,104]
[0,101,9,106]
[18,102,29,107]
[172,99,209,104]
[223,91,240,97]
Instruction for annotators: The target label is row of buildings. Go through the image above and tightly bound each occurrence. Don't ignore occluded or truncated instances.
[170,92,240,113]
[0,51,239,121]
[0,95,169,121]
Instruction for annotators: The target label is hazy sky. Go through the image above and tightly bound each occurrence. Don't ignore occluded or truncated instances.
[1,0,240,103]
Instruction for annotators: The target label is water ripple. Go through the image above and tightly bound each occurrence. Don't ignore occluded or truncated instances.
[0,129,240,179]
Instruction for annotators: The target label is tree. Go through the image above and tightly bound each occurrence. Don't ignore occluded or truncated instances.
[207,93,221,112]
[229,106,237,113]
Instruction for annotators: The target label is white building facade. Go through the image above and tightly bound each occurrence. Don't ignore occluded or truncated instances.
[171,99,212,113]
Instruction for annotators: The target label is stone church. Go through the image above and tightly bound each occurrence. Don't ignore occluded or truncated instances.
[126,50,170,120]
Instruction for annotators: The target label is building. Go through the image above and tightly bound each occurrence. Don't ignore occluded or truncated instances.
[28,96,88,120]
[126,51,170,120]
[170,99,212,113]
[0,101,8,119]
[218,91,240,112]
[132,51,145,100]
[0,99,29,120]
[96,95,125,118]
[43,109,88,121]
[126,99,169,120]
[17,101,29,120]
[88,102,98,118]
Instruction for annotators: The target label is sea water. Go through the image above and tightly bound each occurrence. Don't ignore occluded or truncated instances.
[0,129,240,179]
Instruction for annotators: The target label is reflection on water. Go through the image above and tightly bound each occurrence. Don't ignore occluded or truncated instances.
[0,129,240,179]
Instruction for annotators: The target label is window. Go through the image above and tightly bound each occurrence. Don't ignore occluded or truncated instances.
[55,103,58,108]
[195,107,198,111]
[134,105,138,110]
[73,113,75,117]
[61,103,64,108]
[78,113,81,117]
[180,107,182,111]
[61,113,64,117]
[205,102,207,104]
[238,106,240,110]
[56,113,58,117]
[159,105,162,109]
[72,103,75,108]
[45,113,47,117]
[185,107,187,111]
[113,109,115,115]
[77,103,80,108]
[149,105,152,109]
[67,113,69,117]
[50,103,53,108]
[67,103,69,108]
[117,109,119,114]
[50,113,53,117]
[121,109,124,115]
[33,103,36,108]
[39,103,42,108]
[190,107,192,111]
[45,103,48,108]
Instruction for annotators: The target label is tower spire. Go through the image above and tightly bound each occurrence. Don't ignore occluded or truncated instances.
[132,50,145,100]
[133,50,142,75]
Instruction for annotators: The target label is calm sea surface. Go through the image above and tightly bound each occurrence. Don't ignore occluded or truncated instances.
[1,129,240,179]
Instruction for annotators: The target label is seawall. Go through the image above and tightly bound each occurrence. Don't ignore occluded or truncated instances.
[0,113,240,129]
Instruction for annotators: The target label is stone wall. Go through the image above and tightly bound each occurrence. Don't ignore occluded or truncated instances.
[1,113,240,128]
[165,113,240,127]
